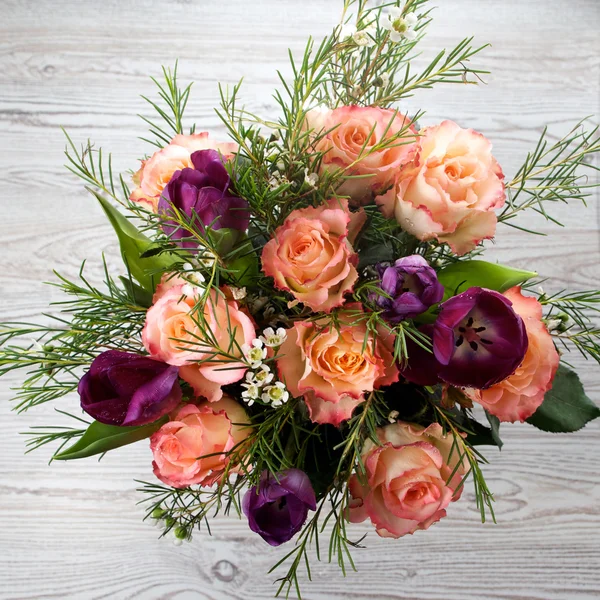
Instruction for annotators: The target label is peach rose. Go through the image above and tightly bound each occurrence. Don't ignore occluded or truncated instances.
[468,287,559,422]
[261,198,365,313]
[376,120,506,255]
[306,106,417,205]
[142,285,255,402]
[277,305,398,425]
[150,396,251,488]
[347,421,464,538]
[130,133,237,211]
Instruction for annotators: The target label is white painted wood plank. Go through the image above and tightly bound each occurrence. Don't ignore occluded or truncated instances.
[1,1,599,599]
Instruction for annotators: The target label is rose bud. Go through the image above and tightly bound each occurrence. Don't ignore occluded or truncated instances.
[78,350,181,426]
[158,149,250,248]
[243,469,317,546]
[433,287,528,389]
[370,255,444,323]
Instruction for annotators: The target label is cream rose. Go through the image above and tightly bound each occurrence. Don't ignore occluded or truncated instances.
[376,120,506,255]
[306,105,417,205]
[130,132,237,211]
[347,421,465,538]
[150,396,251,488]
[276,305,398,425]
[261,198,366,313]
[142,284,255,402]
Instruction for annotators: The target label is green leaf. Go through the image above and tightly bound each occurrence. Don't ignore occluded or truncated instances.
[485,411,503,448]
[94,191,178,291]
[208,227,243,255]
[119,276,153,308]
[464,415,503,448]
[419,260,537,323]
[357,243,395,270]
[437,260,537,301]
[526,364,600,433]
[210,229,259,287]
[54,417,167,460]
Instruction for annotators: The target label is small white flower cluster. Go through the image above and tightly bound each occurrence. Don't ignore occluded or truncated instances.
[269,170,290,191]
[180,248,218,290]
[338,6,419,49]
[339,22,377,48]
[381,7,419,42]
[304,168,318,188]
[241,328,289,407]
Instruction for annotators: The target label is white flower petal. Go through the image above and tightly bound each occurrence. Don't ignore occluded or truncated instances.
[380,16,393,31]
[389,30,403,43]
[405,13,418,26]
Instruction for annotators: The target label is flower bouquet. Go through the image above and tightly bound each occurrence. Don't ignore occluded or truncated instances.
[2,0,600,596]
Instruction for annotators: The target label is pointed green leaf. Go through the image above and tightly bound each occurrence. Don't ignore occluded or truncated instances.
[526,364,600,433]
[54,417,167,460]
[94,191,178,291]
[119,276,153,308]
[465,414,503,448]
[437,260,537,300]
[485,411,503,448]
[419,260,537,323]
[209,229,258,287]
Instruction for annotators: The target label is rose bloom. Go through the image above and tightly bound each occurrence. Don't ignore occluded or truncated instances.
[277,305,398,426]
[142,282,255,402]
[150,396,251,488]
[262,198,366,312]
[468,287,559,422]
[376,120,506,255]
[347,421,466,538]
[129,133,237,212]
[306,105,417,205]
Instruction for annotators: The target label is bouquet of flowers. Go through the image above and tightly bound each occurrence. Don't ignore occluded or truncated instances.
[2,0,599,596]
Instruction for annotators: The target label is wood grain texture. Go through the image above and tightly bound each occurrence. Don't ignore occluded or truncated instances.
[1,1,600,599]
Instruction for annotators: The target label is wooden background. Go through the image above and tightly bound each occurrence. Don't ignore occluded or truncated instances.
[1,1,599,598]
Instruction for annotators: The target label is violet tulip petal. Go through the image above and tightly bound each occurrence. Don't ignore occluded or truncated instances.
[399,325,440,386]
[160,150,249,248]
[79,351,182,427]
[123,365,181,426]
[243,468,316,546]
[372,255,443,324]
[432,287,528,389]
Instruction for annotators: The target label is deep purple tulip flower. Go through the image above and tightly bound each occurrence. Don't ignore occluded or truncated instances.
[401,288,528,390]
[243,469,317,546]
[370,255,444,323]
[158,149,250,248]
[78,350,181,426]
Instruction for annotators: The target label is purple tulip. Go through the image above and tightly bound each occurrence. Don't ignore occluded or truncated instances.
[370,255,444,323]
[401,287,528,390]
[243,469,317,546]
[78,350,181,426]
[158,149,250,248]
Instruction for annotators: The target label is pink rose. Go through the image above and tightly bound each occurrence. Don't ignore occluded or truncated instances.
[142,285,255,402]
[347,421,465,538]
[306,105,417,205]
[376,120,506,255]
[130,133,237,211]
[468,287,559,422]
[150,396,251,488]
[277,305,398,425]
[261,198,365,313]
